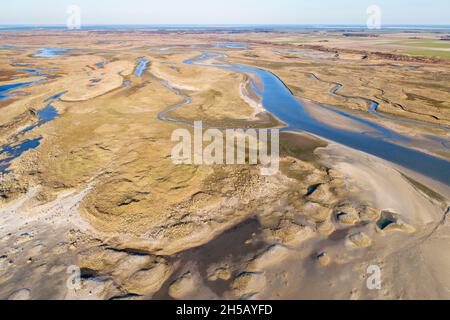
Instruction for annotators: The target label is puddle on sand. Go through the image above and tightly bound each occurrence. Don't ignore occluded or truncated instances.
[376,211,397,230]
[306,183,322,197]
[95,62,105,68]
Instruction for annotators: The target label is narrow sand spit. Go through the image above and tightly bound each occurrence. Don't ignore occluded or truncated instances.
[300,98,377,133]
[317,143,447,224]
[240,79,265,116]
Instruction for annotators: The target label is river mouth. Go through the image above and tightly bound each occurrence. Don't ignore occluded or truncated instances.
[173,51,450,186]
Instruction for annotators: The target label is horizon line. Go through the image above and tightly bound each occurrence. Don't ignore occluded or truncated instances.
[1,23,450,27]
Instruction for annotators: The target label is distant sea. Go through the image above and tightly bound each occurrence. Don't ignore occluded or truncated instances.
[0,24,449,32]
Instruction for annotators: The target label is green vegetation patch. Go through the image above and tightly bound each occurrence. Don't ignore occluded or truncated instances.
[403,49,450,59]
[398,41,450,49]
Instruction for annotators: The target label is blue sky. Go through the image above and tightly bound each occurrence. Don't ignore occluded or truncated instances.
[0,0,449,25]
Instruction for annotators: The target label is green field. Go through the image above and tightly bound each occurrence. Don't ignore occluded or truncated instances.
[404,49,450,58]
[398,41,450,49]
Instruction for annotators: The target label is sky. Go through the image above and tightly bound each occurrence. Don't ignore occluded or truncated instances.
[0,0,449,26]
